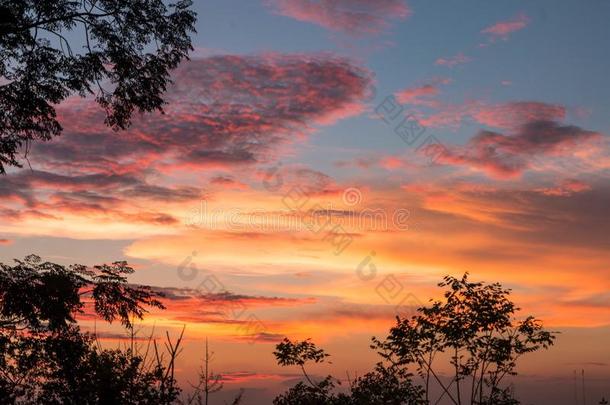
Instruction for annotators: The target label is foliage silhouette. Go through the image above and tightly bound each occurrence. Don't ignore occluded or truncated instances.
[184,337,234,405]
[0,254,164,331]
[0,0,196,173]
[347,364,425,405]
[0,255,181,404]
[273,338,424,405]
[0,257,557,404]
[273,273,556,405]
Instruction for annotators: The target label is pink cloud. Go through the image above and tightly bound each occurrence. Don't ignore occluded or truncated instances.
[265,0,411,35]
[435,53,471,68]
[482,13,530,40]
[1,54,371,225]
[380,156,407,170]
[395,78,451,106]
[335,155,415,171]
[537,179,592,197]
[0,239,12,245]
[38,54,371,174]
[397,84,437,100]
[420,100,566,130]
[472,101,566,129]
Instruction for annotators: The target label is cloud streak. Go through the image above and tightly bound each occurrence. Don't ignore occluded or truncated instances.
[482,13,530,40]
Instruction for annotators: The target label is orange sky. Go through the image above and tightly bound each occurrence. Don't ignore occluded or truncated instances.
[2,0,610,403]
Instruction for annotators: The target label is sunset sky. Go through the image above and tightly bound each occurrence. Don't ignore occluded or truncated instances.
[1,0,610,403]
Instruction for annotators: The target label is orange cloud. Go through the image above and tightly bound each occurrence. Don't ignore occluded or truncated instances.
[218,371,297,384]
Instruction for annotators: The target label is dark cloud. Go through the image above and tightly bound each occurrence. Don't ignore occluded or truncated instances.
[430,120,601,178]
[237,332,287,343]
[208,175,248,190]
[150,287,315,325]
[272,166,342,196]
[122,184,202,201]
[0,170,199,225]
[157,287,314,306]
[447,182,610,250]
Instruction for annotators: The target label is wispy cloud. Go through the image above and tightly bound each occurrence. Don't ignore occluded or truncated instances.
[536,179,591,197]
[410,99,566,130]
[265,0,411,35]
[435,53,471,68]
[395,78,451,106]
[482,13,530,41]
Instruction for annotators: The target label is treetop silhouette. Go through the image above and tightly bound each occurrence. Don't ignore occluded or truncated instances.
[0,0,196,173]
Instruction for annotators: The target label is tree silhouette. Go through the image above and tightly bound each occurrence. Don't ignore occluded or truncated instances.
[273,273,556,405]
[185,338,227,405]
[0,0,196,173]
[0,254,164,331]
[373,274,556,405]
[273,338,340,405]
[272,338,423,405]
[0,255,182,404]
